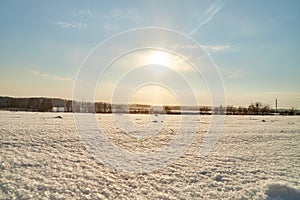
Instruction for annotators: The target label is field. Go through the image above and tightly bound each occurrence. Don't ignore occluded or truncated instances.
[1,111,299,199]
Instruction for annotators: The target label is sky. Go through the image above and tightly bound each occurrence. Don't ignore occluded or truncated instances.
[0,0,300,108]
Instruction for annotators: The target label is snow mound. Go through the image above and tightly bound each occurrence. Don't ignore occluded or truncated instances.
[265,183,300,200]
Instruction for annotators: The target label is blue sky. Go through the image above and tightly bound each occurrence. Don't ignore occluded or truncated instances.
[0,0,299,108]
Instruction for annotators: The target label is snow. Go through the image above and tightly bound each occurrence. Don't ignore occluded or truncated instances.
[0,111,299,199]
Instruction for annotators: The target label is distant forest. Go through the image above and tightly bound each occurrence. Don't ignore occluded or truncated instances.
[0,96,298,115]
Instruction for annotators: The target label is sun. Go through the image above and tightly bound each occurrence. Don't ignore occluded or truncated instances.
[147,51,171,67]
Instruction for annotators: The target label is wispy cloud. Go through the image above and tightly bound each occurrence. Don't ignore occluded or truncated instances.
[220,67,243,79]
[73,9,92,17]
[189,1,224,35]
[57,9,92,30]
[201,44,236,53]
[224,71,241,79]
[30,70,40,76]
[172,44,236,53]
[30,70,72,82]
[107,8,143,23]
[102,8,143,31]
[57,21,87,29]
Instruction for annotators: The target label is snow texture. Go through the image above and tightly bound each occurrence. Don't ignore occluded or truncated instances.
[0,111,299,199]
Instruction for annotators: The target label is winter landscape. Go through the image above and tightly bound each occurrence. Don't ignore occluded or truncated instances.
[1,1,300,199]
[1,111,299,199]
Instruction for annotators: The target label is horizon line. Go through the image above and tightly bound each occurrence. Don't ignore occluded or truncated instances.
[0,95,298,110]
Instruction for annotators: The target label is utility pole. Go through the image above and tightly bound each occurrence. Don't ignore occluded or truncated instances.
[275,98,278,115]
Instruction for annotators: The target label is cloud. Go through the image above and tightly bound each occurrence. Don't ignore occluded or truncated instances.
[30,70,72,82]
[201,45,236,53]
[73,9,92,17]
[110,8,143,23]
[172,44,236,53]
[57,21,87,29]
[189,1,224,35]
[56,9,92,30]
[102,8,143,31]
[30,70,40,76]
[219,67,243,79]
[224,71,241,79]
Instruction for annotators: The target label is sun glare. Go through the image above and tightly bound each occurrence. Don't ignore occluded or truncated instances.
[147,51,171,67]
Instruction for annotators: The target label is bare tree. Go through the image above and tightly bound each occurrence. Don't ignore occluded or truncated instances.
[200,106,210,114]
[40,99,53,112]
[66,100,72,112]
[28,98,40,111]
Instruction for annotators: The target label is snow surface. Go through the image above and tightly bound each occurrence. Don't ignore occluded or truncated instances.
[0,111,299,199]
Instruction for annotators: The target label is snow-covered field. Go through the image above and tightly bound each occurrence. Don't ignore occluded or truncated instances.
[0,111,299,199]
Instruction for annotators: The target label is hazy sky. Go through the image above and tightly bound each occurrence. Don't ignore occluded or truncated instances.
[0,0,299,108]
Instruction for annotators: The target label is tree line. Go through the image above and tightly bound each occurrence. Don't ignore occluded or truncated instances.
[0,97,65,112]
[0,97,298,115]
[164,102,297,115]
